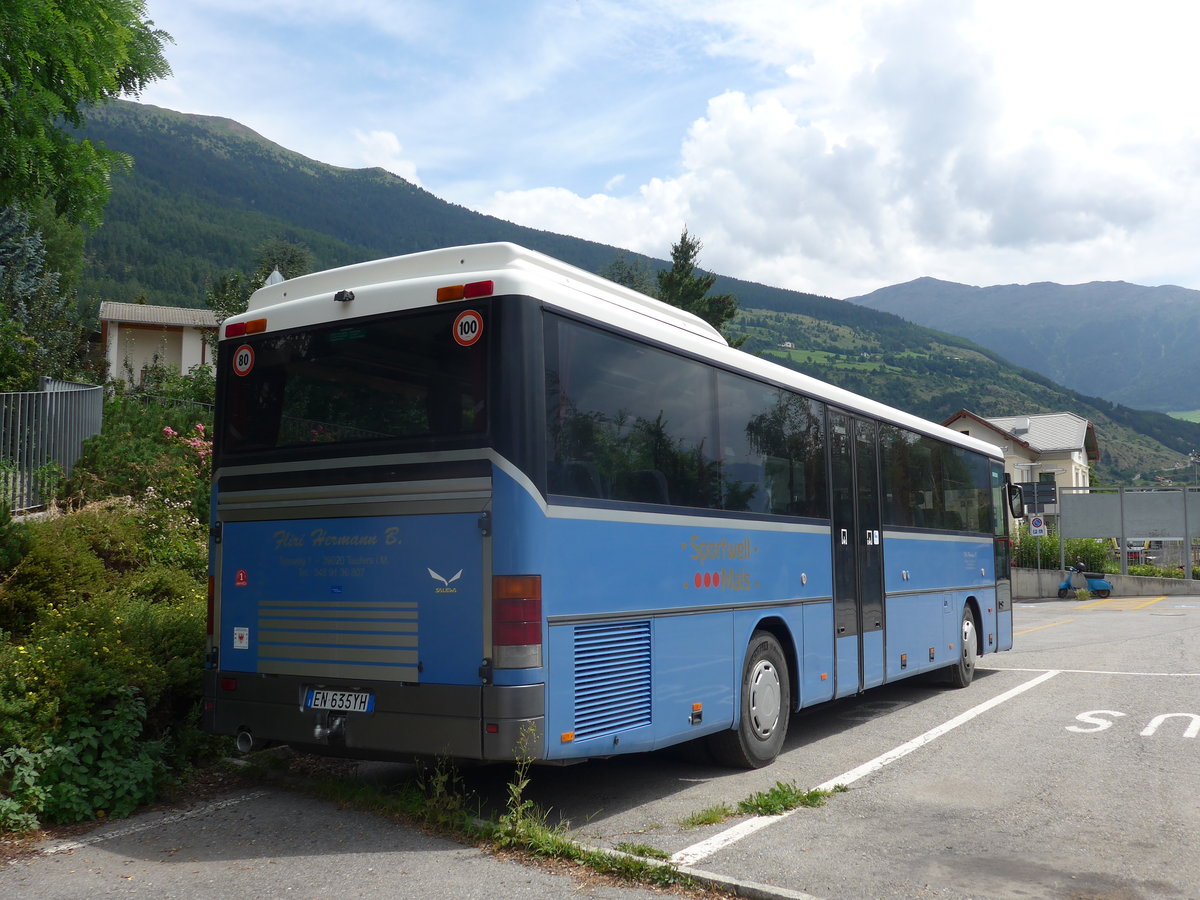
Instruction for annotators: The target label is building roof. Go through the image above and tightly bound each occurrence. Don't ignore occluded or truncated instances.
[943,409,1100,461]
[99,301,217,328]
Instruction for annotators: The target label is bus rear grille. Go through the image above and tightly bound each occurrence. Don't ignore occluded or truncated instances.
[573,620,651,741]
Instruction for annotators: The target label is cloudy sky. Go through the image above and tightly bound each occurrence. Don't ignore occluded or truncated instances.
[137,0,1200,299]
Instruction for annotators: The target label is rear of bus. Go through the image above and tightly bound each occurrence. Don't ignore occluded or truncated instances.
[203,246,545,761]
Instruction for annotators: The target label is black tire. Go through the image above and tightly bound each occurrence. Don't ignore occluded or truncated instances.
[1057,588,1070,599]
[708,630,790,768]
[945,606,978,688]
[1095,589,1111,599]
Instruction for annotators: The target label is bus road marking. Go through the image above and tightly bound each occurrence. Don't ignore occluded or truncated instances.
[670,671,1059,868]
[1015,619,1072,636]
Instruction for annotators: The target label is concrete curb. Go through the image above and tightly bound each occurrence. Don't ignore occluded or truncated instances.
[577,842,822,900]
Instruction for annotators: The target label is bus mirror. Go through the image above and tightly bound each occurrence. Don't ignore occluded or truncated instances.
[1007,482,1025,519]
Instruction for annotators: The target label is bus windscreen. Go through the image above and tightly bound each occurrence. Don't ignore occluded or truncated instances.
[218,305,489,456]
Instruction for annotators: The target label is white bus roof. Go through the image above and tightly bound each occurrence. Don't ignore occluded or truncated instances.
[244,242,725,344]
[235,242,1002,461]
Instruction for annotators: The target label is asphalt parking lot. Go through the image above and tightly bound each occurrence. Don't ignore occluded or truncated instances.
[4,593,1198,900]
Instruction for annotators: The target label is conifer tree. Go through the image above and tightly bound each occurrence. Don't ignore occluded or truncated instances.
[655,229,744,347]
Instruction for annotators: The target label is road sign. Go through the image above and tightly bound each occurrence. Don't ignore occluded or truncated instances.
[1029,514,1047,537]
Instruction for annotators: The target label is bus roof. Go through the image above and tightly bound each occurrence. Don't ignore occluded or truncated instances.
[244,242,726,344]
[235,242,1002,461]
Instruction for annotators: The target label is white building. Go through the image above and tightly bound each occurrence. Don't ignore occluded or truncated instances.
[942,409,1098,497]
[99,302,217,385]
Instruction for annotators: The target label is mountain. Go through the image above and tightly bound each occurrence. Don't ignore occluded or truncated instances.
[75,101,1200,483]
[847,277,1200,413]
[75,101,826,316]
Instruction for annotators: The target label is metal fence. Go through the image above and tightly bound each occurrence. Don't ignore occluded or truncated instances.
[0,378,104,512]
[1058,485,1200,579]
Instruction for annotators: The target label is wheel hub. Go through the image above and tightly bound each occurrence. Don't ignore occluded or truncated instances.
[748,659,781,737]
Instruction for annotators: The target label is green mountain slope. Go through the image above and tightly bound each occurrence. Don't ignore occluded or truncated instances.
[849,277,1200,412]
[77,101,1200,483]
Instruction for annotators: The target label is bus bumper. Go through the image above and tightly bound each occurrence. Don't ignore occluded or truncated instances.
[203,670,544,761]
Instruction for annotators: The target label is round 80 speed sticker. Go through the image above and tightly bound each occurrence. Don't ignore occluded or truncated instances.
[232,344,255,376]
[452,310,484,347]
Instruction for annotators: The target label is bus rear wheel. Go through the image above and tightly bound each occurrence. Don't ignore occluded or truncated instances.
[945,606,978,688]
[708,630,790,768]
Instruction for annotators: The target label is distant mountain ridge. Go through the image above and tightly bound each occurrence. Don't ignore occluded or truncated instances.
[74,101,1200,482]
[76,100,837,316]
[847,277,1200,412]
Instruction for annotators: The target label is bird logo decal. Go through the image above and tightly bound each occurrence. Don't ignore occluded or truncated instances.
[428,568,463,589]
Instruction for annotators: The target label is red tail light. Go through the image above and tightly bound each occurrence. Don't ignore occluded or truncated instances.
[493,575,542,646]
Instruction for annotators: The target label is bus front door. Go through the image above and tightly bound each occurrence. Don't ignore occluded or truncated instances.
[831,412,885,697]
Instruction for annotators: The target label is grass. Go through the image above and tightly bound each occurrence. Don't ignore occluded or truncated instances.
[678,803,736,830]
[613,841,671,860]
[679,781,848,829]
[737,781,841,816]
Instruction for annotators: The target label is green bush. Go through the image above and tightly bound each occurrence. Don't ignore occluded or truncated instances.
[1012,525,1111,572]
[64,397,213,524]
[1,360,223,832]
[0,500,28,574]
[0,503,219,830]
[0,503,145,636]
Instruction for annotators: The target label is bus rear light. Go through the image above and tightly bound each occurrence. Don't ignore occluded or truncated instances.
[221,678,238,692]
[437,280,495,302]
[485,723,499,734]
[225,321,247,338]
[492,576,542,667]
[245,318,268,333]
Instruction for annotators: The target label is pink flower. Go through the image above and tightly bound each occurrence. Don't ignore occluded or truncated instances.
[194,423,205,435]
[163,426,177,438]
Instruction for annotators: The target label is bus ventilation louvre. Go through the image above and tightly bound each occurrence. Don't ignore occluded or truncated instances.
[572,620,652,741]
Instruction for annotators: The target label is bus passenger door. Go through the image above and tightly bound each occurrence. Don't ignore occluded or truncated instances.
[831,413,886,697]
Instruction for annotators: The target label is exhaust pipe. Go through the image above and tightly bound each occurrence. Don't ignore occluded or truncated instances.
[235,731,255,753]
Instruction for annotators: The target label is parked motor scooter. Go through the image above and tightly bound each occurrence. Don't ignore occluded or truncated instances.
[1057,563,1113,599]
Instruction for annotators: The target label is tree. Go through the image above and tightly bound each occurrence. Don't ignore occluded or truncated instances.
[0,0,172,225]
[205,238,314,336]
[601,251,656,296]
[655,229,744,347]
[0,205,84,389]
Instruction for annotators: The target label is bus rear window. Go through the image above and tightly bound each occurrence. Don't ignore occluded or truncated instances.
[219,305,489,457]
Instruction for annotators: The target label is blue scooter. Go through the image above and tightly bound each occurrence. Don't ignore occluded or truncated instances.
[1057,563,1113,599]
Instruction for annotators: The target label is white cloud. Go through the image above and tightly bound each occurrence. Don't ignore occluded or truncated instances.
[139,0,1200,297]
[352,130,421,184]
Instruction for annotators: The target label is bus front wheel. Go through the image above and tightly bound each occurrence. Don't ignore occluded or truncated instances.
[708,630,790,768]
[945,606,978,688]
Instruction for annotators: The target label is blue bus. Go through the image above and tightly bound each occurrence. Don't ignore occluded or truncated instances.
[204,243,1022,768]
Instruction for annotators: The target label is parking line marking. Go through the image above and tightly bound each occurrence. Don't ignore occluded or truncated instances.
[981,665,1200,678]
[1133,595,1169,610]
[671,671,1059,868]
[40,791,268,855]
[1015,619,1072,636]
[1076,595,1168,611]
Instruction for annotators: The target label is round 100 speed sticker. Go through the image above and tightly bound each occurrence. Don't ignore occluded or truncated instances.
[452,310,484,347]
[232,344,255,376]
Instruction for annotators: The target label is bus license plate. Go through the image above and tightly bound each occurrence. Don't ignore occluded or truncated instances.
[305,689,374,713]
